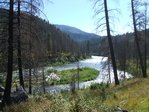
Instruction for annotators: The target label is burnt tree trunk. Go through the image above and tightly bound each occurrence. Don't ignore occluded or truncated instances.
[104,0,119,85]
[42,66,46,93]
[2,0,14,106]
[144,3,148,77]
[17,0,24,89]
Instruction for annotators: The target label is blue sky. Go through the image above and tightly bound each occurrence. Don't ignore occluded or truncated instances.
[43,0,94,33]
[43,0,137,35]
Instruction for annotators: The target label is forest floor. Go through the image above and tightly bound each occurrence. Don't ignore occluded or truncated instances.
[3,76,149,112]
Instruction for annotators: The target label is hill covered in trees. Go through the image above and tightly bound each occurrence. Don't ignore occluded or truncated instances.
[0,8,87,72]
[55,24,102,42]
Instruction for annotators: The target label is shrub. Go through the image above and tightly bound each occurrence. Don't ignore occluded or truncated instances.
[90,83,101,90]
[46,69,57,74]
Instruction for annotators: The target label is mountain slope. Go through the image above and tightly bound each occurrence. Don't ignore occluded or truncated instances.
[55,24,102,42]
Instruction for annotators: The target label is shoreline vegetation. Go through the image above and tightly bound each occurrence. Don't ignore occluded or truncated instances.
[3,77,149,111]
[46,54,91,66]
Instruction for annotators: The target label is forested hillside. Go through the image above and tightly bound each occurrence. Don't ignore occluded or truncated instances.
[55,24,102,42]
[0,8,86,72]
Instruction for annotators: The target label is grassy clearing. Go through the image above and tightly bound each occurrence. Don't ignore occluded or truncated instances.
[3,77,149,112]
[47,67,99,85]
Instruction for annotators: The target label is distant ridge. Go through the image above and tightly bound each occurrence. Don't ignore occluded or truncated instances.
[55,24,102,42]
[55,24,87,34]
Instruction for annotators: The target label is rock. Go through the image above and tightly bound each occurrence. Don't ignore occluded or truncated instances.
[114,106,129,112]
[11,85,28,103]
[122,110,129,112]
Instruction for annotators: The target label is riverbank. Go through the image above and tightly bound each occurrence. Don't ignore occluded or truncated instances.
[3,77,149,112]
[47,53,91,66]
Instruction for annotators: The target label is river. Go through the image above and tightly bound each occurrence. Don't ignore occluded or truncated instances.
[43,56,132,93]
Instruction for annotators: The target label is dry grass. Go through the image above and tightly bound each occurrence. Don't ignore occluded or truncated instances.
[3,77,149,112]
[105,78,149,111]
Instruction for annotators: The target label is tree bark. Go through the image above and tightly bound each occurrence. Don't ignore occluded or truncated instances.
[42,66,46,93]
[144,3,148,78]
[104,0,119,85]
[18,0,25,89]
[29,68,32,94]
[29,0,33,94]
[2,0,14,106]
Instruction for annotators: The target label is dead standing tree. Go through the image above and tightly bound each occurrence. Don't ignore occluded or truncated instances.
[17,0,24,89]
[92,0,119,85]
[144,2,148,78]
[131,0,147,77]
[2,0,14,106]
[19,0,44,94]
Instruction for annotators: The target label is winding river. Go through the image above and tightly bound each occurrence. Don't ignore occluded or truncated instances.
[43,56,132,93]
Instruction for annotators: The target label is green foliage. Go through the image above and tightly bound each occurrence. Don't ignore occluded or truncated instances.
[46,69,57,74]
[60,89,68,94]
[47,53,88,66]
[90,82,110,102]
[90,83,101,90]
[55,67,99,85]
[122,59,142,77]
[104,78,149,111]
[44,67,99,87]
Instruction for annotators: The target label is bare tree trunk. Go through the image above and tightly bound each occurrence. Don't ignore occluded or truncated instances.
[29,0,33,94]
[29,67,32,94]
[123,59,126,79]
[42,66,46,93]
[131,0,146,77]
[29,40,32,94]
[17,0,24,89]
[104,0,119,85]
[144,3,148,77]
[123,43,126,79]
[2,0,14,106]
[108,57,111,83]
[144,26,147,77]
[77,62,80,89]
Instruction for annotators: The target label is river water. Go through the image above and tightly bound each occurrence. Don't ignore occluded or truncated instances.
[43,56,132,93]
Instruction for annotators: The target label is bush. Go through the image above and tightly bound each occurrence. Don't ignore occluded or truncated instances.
[90,83,101,90]
[46,69,57,74]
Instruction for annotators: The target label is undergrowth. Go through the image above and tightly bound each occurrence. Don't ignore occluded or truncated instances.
[3,77,149,112]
